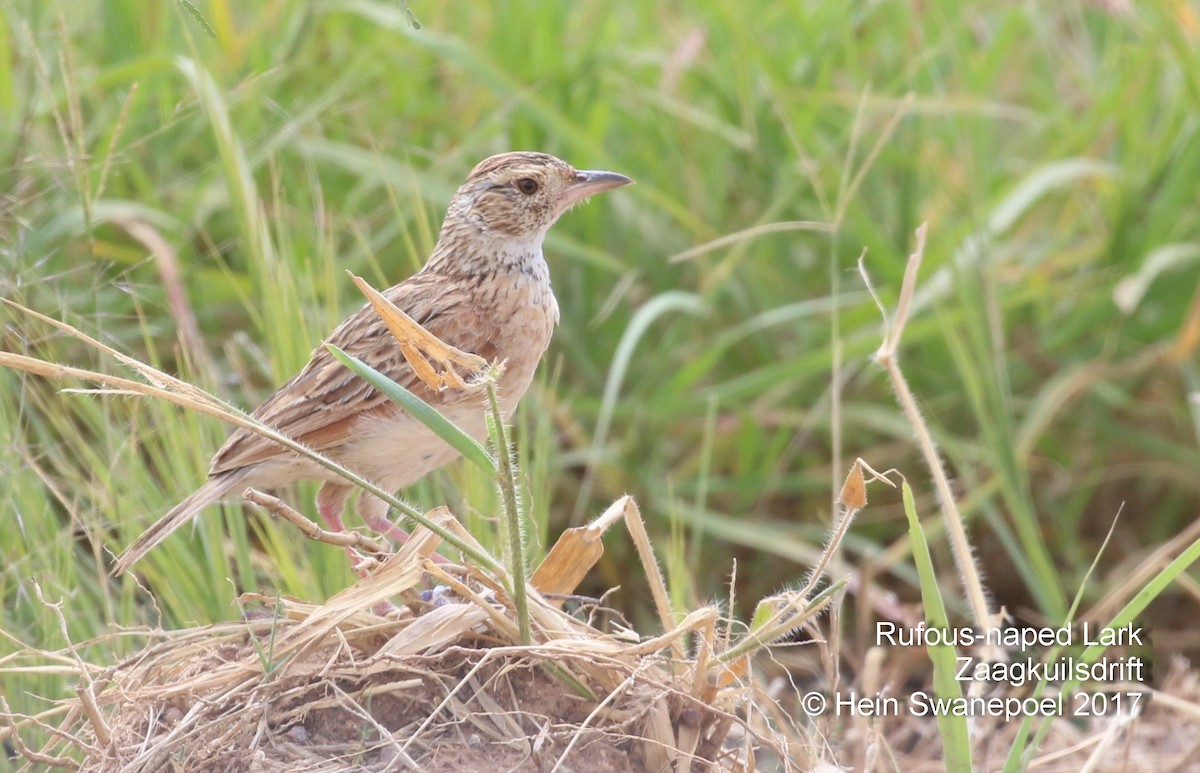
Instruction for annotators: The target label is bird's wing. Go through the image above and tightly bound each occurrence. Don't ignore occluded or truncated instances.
[209,272,499,475]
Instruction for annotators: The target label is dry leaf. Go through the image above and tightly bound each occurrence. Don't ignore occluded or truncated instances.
[350,272,489,390]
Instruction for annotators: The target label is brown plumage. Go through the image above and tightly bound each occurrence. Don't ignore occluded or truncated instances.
[114,152,632,574]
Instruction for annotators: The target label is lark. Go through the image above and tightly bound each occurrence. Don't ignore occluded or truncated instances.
[115,152,632,574]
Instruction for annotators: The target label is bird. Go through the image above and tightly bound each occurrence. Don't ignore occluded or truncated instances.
[114,151,633,575]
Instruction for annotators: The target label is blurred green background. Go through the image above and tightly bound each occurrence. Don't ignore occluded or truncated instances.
[2,0,1199,730]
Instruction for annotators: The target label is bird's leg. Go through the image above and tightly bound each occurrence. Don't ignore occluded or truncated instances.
[359,493,429,615]
[315,483,352,532]
[358,493,411,543]
[359,494,451,566]
[315,482,374,576]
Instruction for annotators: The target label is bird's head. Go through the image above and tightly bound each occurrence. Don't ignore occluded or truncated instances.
[444,152,632,250]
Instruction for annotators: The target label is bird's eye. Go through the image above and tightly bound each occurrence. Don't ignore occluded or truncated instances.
[515,177,540,195]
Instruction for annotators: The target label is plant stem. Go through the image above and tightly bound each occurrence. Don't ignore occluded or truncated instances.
[486,380,530,645]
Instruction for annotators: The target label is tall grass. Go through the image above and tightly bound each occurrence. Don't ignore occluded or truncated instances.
[2,0,1199,759]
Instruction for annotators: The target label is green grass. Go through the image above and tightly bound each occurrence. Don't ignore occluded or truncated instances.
[2,0,1200,765]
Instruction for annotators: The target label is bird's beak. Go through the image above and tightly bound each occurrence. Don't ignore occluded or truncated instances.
[562,169,634,207]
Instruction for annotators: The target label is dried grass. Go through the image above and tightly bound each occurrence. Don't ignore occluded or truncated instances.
[0,498,797,772]
[4,496,1200,771]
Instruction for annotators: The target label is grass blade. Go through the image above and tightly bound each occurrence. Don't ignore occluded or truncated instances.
[902,480,973,772]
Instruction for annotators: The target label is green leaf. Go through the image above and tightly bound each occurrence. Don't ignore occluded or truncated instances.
[177,0,217,38]
[903,481,973,772]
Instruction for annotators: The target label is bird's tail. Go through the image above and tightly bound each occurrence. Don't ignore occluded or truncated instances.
[112,471,247,575]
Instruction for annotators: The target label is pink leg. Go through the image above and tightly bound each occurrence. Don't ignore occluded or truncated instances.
[316,484,351,532]
[358,494,411,543]
[316,483,371,575]
[360,494,447,565]
[357,493,417,615]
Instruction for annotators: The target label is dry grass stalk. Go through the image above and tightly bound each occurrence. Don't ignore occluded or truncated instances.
[0,504,804,772]
[858,225,993,633]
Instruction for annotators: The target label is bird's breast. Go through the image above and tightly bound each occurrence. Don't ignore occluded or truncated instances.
[479,275,558,415]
